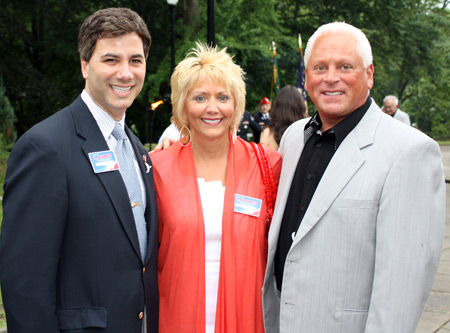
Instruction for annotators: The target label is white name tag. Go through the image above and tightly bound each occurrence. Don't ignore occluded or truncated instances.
[88,150,119,173]
[234,194,262,217]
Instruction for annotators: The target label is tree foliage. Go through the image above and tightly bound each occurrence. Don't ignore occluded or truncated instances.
[0,78,16,145]
[0,0,448,143]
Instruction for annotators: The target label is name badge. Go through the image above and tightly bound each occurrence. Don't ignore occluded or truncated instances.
[234,194,262,217]
[88,150,119,173]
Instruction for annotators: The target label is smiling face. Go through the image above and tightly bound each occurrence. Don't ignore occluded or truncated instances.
[305,32,374,131]
[81,32,146,121]
[383,97,398,116]
[184,78,235,145]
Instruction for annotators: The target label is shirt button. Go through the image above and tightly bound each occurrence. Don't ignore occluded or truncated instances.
[316,142,322,147]
[300,206,305,212]
[138,312,144,320]
[306,174,312,180]
[142,267,146,274]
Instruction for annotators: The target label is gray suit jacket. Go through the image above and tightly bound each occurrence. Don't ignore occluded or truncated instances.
[262,100,445,332]
[393,108,411,126]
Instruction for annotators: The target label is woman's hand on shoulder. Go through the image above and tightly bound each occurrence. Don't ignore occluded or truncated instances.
[150,138,177,153]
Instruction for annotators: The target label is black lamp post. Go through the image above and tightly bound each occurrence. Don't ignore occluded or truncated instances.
[167,0,179,72]
[207,0,215,46]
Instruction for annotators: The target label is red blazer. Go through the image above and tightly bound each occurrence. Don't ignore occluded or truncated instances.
[150,136,282,333]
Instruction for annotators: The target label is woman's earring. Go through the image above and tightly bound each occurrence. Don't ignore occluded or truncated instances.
[232,125,237,144]
[179,125,192,146]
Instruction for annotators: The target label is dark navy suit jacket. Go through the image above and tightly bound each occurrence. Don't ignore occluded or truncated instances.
[0,96,159,332]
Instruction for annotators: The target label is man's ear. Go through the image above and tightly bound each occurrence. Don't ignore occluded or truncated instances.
[366,64,374,90]
[81,59,89,79]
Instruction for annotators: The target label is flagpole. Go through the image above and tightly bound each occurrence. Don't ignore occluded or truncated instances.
[270,41,276,106]
[296,33,307,102]
[298,33,303,56]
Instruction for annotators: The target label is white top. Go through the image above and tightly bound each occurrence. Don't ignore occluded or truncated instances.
[158,123,180,144]
[197,178,225,333]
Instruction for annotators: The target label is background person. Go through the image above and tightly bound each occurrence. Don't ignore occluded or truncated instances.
[382,94,411,125]
[150,43,282,333]
[237,110,262,141]
[0,8,159,332]
[260,85,307,150]
[158,122,180,144]
[253,96,271,143]
[262,22,445,332]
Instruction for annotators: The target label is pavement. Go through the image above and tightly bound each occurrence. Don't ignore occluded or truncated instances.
[0,146,449,333]
[416,145,450,332]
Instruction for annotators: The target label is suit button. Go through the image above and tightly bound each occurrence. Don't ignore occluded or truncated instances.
[142,267,146,273]
[138,312,144,320]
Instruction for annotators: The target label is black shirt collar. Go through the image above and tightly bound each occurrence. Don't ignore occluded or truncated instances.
[304,96,372,149]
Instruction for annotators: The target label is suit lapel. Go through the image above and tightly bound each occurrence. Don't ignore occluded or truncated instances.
[267,118,309,262]
[70,97,142,261]
[291,100,381,248]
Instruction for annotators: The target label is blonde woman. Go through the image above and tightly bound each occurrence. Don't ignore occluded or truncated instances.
[150,43,282,332]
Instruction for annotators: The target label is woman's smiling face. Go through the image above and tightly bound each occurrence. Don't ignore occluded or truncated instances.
[184,78,235,143]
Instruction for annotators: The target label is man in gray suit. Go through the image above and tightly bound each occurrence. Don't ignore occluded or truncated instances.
[383,95,411,125]
[262,22,445,332]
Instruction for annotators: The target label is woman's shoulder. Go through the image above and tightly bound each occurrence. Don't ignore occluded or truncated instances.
[260,127,271,138]
[260,128,278,151]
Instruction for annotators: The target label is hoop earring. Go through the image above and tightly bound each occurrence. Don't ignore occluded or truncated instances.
[179,125,192,146]
[232,126,237,145]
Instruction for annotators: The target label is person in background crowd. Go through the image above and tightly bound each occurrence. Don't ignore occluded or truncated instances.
[260,85,307,150]
[237,110,262,141]
[382,95,411,125]
[253,96,271,143]
[0,8,159,332]
[150,43,281,333]
[262,21,445,333]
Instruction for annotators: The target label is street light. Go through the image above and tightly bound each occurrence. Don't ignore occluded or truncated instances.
[167,0,179,72]
[207,0,215,46]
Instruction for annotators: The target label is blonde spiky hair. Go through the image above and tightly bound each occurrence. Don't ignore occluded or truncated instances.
[170,42,246,132]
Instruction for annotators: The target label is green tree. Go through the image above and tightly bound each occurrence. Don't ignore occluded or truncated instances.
[0,78,16,145]
[0,0,448,142]
[402,9,450,136]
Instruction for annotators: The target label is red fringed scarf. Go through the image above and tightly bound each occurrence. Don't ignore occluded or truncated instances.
[150,136,281,333]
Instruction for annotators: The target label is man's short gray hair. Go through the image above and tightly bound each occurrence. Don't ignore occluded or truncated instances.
[304,22,373,68]
[383,95,399,105]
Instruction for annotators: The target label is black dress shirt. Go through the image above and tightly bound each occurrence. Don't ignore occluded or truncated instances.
[274,96,372,290]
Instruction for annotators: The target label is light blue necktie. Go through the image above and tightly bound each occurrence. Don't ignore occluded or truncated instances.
[112,123,147,261]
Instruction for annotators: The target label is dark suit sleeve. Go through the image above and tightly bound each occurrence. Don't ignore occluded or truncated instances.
[252,113,264,143]
[249,116,262,135]
[0,131,67,332]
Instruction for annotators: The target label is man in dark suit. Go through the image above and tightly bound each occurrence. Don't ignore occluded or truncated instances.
[0,8,158,332]
[253,97,271,142]
[237,110,262,141]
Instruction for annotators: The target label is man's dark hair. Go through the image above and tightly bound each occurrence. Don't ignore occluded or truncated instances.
[78,7,151,61]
